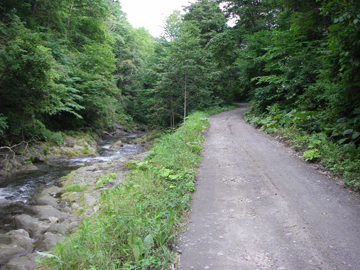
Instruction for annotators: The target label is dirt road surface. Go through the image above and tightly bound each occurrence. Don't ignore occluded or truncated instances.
[178,105,360,270]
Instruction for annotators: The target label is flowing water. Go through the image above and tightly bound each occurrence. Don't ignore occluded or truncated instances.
[0,132,146,231]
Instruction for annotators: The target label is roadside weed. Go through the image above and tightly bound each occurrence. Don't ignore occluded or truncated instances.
[303,149,321,162]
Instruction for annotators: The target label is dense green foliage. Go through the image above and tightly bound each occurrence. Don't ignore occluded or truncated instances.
[38,106,234,269]
[128,2,231,127]
[219,0,360,188]
[0,0,233,147]
[0,0,153,145]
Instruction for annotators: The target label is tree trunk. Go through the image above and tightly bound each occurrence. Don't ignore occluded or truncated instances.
[31,0,37,17]
[183,74,187,123]
[65,1,75,39]
[170,93,175,130]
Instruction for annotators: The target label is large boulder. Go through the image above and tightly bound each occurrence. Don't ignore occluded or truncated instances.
[0,230,34,264]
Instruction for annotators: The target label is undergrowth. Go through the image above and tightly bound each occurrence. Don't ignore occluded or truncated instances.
[37,105,235,270]
[245,105,360,191]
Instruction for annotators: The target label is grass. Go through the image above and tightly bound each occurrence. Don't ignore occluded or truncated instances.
[95,173,117,188]
[37,105,235,270]
[64,184,88,193]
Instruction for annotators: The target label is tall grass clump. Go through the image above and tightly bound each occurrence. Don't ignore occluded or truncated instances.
[37,106,235,270]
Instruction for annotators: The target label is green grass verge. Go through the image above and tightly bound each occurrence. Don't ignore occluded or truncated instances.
[37,106,235,270]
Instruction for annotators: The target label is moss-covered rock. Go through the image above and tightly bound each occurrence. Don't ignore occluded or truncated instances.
[132,130,162,150]
[109,140,123,148]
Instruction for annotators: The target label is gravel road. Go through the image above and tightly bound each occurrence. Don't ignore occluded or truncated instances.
[178,104,360,270]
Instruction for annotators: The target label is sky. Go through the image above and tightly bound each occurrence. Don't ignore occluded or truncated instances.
[120,0,197,38]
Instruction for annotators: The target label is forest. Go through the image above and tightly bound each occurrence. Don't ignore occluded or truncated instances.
[0,0,359,186]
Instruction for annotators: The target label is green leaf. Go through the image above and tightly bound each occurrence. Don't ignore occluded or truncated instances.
[128,234,144,262]
[132,245,141,263]
[56,242,64,255]
[295,112,309,121]
[352,132,360,140]
[338,138,348,144]
[36,251,57,259]
[160,169,172,178]
[169,174,181,180]
[343,129,353,136]
[144,234,154,254]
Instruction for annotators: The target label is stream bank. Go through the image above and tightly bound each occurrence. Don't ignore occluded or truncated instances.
[0,131,150,269]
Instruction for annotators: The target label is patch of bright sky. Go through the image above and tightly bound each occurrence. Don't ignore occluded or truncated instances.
[119,0,197,38]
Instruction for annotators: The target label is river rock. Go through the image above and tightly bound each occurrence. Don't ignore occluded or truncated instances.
[47,213,80,235]
[63,136,76,147]
[3,253,42,270]
[14,214,49,238]
[48,217,59,224]
[46,223,68,235]
[30,205,69,222]
[5,229,29,238]
[20,164,38,171]
[35,186,64,208]
[35,195,58,208]
[0,230,34,264]
[0,199,12,208]
[109,140,123,149]
[34,232,65,251]
[111,124,128,136]
[60,135,98,157]
[0,169,6,177]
